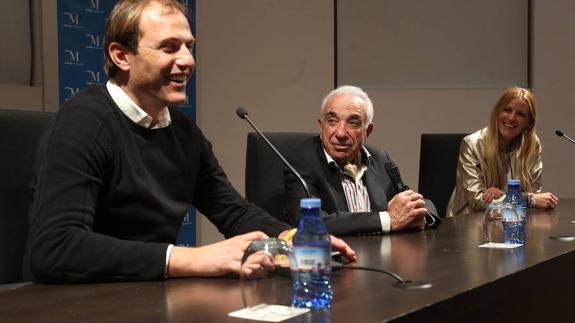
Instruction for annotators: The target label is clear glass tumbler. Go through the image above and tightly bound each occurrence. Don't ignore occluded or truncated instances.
[239,238,294,316]
[483,202,516,243]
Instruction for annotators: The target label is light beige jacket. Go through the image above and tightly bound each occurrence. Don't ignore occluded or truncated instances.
[446,128,542,217]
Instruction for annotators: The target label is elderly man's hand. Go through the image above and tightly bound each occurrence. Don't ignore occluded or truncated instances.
[388,190,427,231]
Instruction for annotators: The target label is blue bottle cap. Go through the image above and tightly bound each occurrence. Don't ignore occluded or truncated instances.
[507,179,521,186]
[300,198,321,208]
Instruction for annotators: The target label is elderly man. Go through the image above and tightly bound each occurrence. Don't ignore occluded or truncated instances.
[26,0,355,283]
[283,85,440,235]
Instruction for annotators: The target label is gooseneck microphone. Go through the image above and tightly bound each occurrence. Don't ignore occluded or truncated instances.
[382,160,433,289]
[555,129,575,145]
[384,160,409,194]
[385,159,439,227]
[236,107,311,198]
[550,129,575,240]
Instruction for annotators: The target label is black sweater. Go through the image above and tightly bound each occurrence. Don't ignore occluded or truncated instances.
[27,85,290,283]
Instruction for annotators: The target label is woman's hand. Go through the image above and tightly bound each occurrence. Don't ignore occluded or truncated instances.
[534,192,559,209]
[482,187,505,203]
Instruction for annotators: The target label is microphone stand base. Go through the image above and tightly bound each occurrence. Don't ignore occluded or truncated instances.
[393,280,432,289]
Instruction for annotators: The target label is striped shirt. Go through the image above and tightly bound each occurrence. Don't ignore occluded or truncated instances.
[323,148,391,232]
[323,148,371,212]
[341,163,371,212]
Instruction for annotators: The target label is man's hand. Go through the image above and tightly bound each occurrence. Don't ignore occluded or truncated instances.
[167,231,269,278]
[482,187,505,203]
[388,190,427,231]
[278,229,357,263]
[330,235,357,263]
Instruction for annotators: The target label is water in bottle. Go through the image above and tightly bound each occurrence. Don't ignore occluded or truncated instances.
[503,220,526,244]
[290,198,333,309]
[503,179,526,244]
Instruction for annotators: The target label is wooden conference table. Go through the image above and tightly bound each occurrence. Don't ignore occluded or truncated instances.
[2,199,575,322]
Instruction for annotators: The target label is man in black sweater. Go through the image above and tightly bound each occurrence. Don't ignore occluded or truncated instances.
[27,0,355,283]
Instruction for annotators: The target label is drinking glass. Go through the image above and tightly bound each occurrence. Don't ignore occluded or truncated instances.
[483,202,515,243]
[239,238,294,316]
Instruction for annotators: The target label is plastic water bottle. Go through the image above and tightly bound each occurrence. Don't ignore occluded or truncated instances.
[290,198,333,309]
[503,179,526,244]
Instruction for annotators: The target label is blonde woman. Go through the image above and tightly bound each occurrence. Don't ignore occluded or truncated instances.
[446,87,558,217]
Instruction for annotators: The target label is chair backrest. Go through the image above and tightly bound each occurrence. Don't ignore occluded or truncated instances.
[418,133,467,218]
[245,132,316,223]
[0,109,54,284]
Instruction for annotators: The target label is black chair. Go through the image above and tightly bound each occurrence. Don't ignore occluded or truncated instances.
[0,109,54,284]
[245,132,316,223]
[418,133,467,218]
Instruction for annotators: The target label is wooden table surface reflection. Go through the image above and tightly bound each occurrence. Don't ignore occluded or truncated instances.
[2,199,575,322]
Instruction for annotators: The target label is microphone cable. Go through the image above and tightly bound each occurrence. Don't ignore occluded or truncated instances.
[334,263,432,289]
[335,263,405,283]
[331,252,431,289]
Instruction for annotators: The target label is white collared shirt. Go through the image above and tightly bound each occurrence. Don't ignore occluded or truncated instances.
[106,80,171,129]
[323,148,391,232]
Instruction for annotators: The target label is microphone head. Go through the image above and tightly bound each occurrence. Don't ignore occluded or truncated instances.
[555,130,564,137]
[236,107,248,119]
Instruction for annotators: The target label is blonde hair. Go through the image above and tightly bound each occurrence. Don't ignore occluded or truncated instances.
[103,0,188,78]
[483,87,538,192]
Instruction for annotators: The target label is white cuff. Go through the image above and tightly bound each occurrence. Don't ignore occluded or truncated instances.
[165,244,174,278]
[378,211,391,232]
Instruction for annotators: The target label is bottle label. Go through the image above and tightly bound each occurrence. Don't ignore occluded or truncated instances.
[293,246,330,270]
